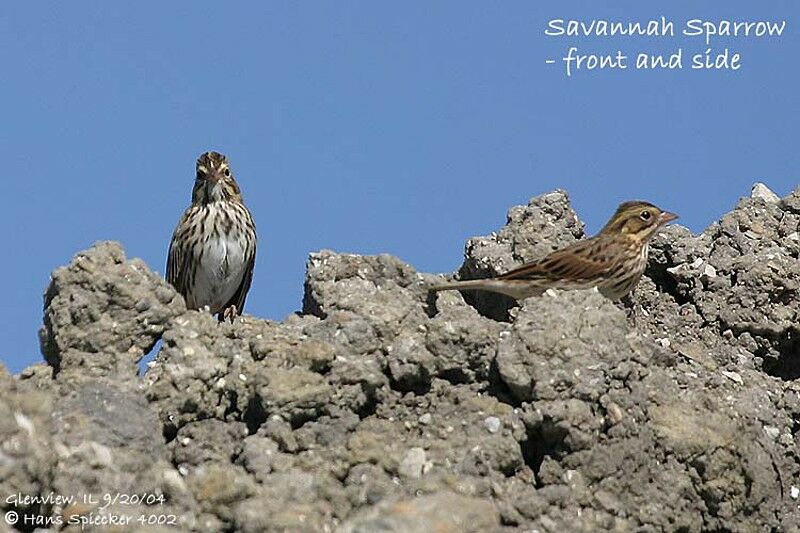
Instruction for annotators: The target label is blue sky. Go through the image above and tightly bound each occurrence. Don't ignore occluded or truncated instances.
[1,2,797,373]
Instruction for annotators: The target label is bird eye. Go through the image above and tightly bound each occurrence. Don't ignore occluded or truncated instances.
[640,210,651,221]
[223,168,231,177]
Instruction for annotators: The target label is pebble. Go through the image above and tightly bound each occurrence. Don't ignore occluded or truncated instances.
[484,416,501,434]
[751,182,780,203]
[134,299,151,312]
[594,489,621,513]
[721,371,743,384]
[605,402,624,425]
[398,447,427,479]
[418,413,432,425]
[14,413,34,437]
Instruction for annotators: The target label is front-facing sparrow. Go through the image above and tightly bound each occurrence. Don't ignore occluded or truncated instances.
[430,201,677,300]
[167,151,257,321]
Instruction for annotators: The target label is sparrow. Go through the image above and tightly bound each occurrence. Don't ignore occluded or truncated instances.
[167,151,257,321]
[430,201,677,300]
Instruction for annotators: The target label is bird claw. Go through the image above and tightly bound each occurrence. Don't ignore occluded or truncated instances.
[222,305,239,323]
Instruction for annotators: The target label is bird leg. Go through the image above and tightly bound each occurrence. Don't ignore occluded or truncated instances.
[221,305,239,323]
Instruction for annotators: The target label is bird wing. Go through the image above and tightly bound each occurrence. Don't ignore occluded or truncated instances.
[497,237,617,284]
[166,238,184,296]
[166,214,190,301]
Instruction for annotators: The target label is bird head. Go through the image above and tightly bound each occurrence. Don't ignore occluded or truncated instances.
[192,151,243,204]
[599,201,678,243]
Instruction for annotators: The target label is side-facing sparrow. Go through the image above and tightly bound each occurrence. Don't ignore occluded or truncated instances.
[430,201,677,301]
[167,151,257,321]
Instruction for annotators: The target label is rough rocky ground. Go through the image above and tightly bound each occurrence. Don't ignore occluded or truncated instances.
[2,184,799,532]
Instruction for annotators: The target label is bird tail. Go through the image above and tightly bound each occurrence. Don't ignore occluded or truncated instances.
[429,279,494,292]
[428,279,538,299]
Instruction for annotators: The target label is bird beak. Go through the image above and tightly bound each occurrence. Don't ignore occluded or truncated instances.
[659,211,678,225]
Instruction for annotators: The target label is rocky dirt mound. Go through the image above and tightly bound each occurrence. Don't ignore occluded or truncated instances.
[2,185,799,532]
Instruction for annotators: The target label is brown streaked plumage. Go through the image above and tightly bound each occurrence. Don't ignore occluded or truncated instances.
[167,151,257,321]
[430,201,677,301]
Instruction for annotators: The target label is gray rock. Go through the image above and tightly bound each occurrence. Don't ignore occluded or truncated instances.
[338,491,501,533]
[303,250,428,340]
[0,369,54,525]
[47,378,191,528]
[2,186,798,531]
[39,241,184,378]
